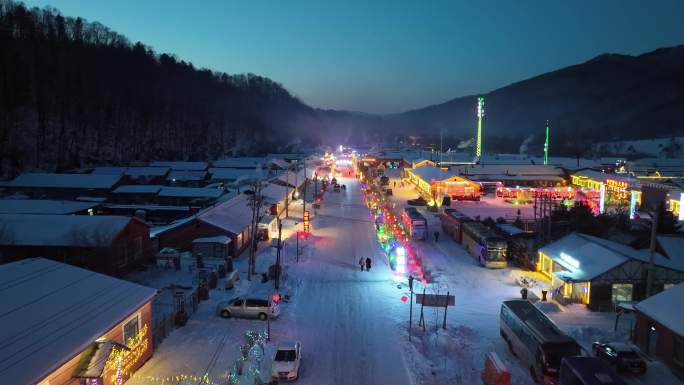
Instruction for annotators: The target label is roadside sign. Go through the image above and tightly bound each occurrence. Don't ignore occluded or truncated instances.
[303,210,311,232]
[415,294,454,307]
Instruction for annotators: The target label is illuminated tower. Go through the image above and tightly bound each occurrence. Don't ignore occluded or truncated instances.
[544,120,550,165]
[476,96,484,158]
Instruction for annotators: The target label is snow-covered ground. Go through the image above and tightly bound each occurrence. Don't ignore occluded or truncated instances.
[125,173,683,385]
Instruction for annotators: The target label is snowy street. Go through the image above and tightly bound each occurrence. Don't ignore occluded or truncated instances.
[125,174,683,385]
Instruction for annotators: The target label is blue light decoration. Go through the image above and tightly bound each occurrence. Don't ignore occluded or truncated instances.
[629,190,638,219]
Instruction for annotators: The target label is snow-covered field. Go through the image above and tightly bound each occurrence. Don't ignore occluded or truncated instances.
[125,174,682,385]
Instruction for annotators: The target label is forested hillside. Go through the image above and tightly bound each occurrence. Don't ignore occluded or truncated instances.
[0,1,321,175]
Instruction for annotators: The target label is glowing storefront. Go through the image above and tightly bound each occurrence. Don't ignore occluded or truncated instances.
[0,258,157,385]
[537,233,684,311]
[406,165,480,204]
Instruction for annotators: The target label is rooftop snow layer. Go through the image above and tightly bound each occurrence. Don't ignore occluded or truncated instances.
[409,165,461,183]
[209,168,266,181]
[0,214,141,247]
[0,258,157,385]
[0,199,98,215]
[7,173,122,189]
[149,161,208,171]
[167,170,207,181]
[198,194,254,234]
[112,185,163,194]
[261,183,293,204]
[192,235,231,244]
[211,157,268,168]
[158,187,224,199]
[635,282,684,336]
[452,164,564,176]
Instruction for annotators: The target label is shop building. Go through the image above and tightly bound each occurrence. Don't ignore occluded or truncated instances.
[537,233,684,311]
[0,258,157,385]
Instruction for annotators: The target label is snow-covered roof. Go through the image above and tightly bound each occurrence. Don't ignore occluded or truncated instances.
[657,235,684,262]
[7,173,122,189]
[75,196,108,203]
[635,282,684,336]
[104,203,191,211]
[269,158,291,169]
[409,165,460,183]
[540,233,684,282]
[158,187,224,199]
[452,164,564,177]
[149,161,208,171]
[0,258,157,385]
[198,194,254,234]
[0,199,98,215]
[0,214,142,247]
[192,235,231,244]
[91,166,125,175]
[261,183,293,204]
[167,170,207,182]
[93,166,170,177]
[209,168,266,182]
[274,170,307,187]
[465,174,564,182]
[150,214,197,238]
[112,185,163,194]
[211,157,267,168]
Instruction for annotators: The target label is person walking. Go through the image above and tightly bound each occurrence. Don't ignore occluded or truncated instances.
[365,257,372,271]
[359,257,365,271]
[434,231,440,243]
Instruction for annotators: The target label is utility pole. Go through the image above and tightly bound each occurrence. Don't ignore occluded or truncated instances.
[646,209,658,297]
[284,169,289,218]
[302,161,307,226]
[247,180,264,280]
[275,219,283,290]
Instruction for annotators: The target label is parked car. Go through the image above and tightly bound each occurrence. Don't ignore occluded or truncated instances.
[216,297,280,320]
[407,197,427,206]
[592,341,647,375]
[333,184,341,192]
[271,341,302,381]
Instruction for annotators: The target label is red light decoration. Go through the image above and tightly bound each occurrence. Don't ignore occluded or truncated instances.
[401,295,408,302]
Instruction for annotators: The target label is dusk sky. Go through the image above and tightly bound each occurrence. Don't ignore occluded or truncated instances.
[26,0,684,114]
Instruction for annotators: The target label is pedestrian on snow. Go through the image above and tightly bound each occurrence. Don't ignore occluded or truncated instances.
[520,287,528,300]
[365,257,372,271]
[359,258,365,271]
[394,181,397,188]
[434,231,440,243]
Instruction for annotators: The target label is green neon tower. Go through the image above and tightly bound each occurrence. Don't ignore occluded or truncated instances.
[476,96,484,158]
[543,120,550,165]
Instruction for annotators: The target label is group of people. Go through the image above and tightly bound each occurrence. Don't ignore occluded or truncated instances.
[358,257,373,271]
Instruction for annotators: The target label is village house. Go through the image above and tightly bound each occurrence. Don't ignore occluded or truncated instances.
[2,172,122,199]
[0,199,100,215]
[153,193,255,257]
[0,214,152,276]
[537,233,684,310]
[0,258,157,385]
[92,166,171,185]
[633,282,684,375]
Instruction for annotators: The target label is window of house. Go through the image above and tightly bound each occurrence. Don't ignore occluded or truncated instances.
[122,314,140,346]
[611,283,633,303]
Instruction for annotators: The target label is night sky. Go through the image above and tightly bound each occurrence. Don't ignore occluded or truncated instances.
[25,0,684,114]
